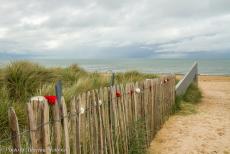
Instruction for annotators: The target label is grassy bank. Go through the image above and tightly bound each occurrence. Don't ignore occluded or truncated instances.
[0,60,157,143]
[173,83,202,115]
[0,61,202,153]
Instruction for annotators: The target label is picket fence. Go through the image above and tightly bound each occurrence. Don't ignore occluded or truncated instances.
[7,75,175,154]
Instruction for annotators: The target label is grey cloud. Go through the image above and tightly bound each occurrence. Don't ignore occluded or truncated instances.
[0,0,230,58]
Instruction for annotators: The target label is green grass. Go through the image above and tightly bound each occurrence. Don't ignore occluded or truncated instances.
[3,61,55,102]
[0,60,158,144]
[115,71,157,84]
[0,61,203,153]
[0,101,27,144]
[173,83,202,115]
[128,119,147,154]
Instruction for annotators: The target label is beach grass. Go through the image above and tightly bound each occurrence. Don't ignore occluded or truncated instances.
[173,83,202,115]
[2,61,55,102]
[128,118,147,154]
[0,60,202,152]
[0,60,158,143]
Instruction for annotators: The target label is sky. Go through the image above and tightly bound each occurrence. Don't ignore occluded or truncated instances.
[0,0,230,59]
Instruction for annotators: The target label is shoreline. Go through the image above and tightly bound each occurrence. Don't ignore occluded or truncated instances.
[1,59,229,76]
[176,73,230,77]
[198,75,230,82]
[176,75,230,84]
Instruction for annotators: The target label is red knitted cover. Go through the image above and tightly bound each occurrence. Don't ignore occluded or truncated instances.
[44,96,57,105]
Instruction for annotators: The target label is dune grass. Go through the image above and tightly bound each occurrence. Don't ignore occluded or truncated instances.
[0,60,158,144]
[128,118,147,154]
[0,61,202,153]
[173,83,202,115]
[2,61,55,102]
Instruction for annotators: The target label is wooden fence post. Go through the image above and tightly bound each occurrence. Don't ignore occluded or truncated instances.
[104,87,114,154]
[75,96,81,154]
[27,101,43,154]
[86,91,93,154]
[91,90,99,154]
[51,103,62,154]
[95,89,104,154]
[8,107,21,154]
[98,88,106,154]
[80,93,87,154]
[70,97,77,154]
[42,102,51,154]
[61,97,70,154]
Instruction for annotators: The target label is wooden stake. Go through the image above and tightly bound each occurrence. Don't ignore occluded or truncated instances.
[70,97,77,154]
[27,101,43,154]
[51,103,62,154]
[75,96,81,154]
[42,102,51,154]
[8,107,21,154]
[61,97,70,154]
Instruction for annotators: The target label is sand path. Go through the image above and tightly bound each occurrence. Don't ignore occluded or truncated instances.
[148,76,230,154]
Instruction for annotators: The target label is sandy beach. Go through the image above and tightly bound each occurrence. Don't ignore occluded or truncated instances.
[148,75,230,154]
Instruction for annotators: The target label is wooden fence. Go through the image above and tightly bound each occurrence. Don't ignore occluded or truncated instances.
[7,75,175,154]
[176,62,198,96]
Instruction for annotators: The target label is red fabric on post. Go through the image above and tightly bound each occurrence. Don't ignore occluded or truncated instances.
[116,91,121,97]
[44,96,57,105]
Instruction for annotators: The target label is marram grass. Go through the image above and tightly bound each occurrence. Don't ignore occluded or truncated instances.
[0,60,158,144]
[0,61,202,153]
[173,83,202,115]
[3,61,55,102]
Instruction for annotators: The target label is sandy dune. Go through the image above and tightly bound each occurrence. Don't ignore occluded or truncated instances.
[148,76,230,154]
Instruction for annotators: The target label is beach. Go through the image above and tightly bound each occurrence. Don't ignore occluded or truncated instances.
[148,75,230,154]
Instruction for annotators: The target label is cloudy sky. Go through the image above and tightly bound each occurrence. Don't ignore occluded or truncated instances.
[0,0,230,59]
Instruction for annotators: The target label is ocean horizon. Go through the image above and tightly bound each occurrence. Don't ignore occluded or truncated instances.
[0,59,229,75]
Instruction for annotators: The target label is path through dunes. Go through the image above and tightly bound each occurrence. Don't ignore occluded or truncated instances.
[148,76,230,154]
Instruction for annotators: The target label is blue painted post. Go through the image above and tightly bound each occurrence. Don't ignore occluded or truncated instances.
[55,80,62,105]
[110,72,115,86]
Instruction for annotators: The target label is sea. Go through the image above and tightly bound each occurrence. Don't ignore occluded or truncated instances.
[0,59,229,75]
